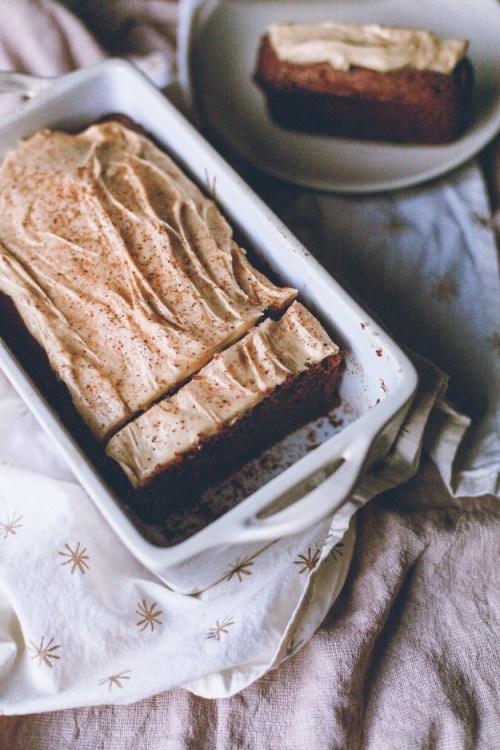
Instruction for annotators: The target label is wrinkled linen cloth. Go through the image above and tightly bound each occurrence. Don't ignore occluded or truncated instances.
[0,1,499,748]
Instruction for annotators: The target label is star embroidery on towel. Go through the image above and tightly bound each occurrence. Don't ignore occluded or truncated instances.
[433,274,459,301]
[0,513,23,540]
[472,211,492,229]
[58,542,90,575]
[224,556,255,583]
[206,616,235,641]
[98,669,132,691]
[28,636,62,669]
[136,599,163,632]
[329,541,345,562]
[385,215,407,232]
[293,547,321,574]
[488,331,500,355]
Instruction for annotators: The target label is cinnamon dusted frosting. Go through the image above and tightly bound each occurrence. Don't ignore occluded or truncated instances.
[268,22,469,74]
[0,122,295,439]
[106,302,339,488]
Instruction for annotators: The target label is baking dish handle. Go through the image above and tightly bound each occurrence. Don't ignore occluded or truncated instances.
[0,71,52,98]
[231,432,372,545]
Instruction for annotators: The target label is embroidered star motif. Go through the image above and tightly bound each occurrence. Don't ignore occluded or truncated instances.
[386,216,407,232]
[472,212,492,229]
[0,513,23,539]
[434,274,459,301]
[98,670,131,691]
[206,616,235,640]
[136,599,163,632]
[28,636,62,668]
[293,547,321,574]
[488,331,500,355]
[224,557,255,583]
[58,542,89,575]
[330,541,345,562]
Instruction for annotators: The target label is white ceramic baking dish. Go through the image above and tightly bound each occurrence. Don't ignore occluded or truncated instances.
[0,61,418,593]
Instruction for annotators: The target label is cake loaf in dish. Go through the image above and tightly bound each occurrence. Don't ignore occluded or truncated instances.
[0,122,295,440]
[0,119,344,521]
[254,22,474,144]
[106,301,342,521]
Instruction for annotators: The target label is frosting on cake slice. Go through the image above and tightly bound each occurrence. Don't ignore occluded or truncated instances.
[106,302,340,489]
[0,122,295,439]
[267,22,468,74]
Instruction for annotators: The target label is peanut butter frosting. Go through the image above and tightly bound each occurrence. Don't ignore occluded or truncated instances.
[0,122,295,439]
[268,22,469,74]
[106,302,339,488]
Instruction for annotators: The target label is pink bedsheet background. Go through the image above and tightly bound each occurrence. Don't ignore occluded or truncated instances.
[0,2,498,748]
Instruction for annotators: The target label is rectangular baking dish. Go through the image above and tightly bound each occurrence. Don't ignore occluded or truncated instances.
[0,61,418,593]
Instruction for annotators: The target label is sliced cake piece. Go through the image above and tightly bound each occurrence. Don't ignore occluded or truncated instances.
[0,122,295,439]
[106,301,343,515]
[254,22,473,144]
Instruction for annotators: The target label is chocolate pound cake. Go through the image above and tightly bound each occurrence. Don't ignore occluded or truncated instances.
[254,22,474,144]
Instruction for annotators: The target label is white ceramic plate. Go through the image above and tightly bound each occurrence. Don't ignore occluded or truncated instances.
[188,0,500,193]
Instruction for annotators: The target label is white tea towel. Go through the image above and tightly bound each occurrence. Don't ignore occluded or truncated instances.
[0,350,464,712]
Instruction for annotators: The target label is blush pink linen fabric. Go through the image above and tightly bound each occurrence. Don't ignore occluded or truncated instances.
[0,2,498,748]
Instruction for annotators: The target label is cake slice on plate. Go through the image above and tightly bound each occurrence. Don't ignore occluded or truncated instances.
[255,22,474,144]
